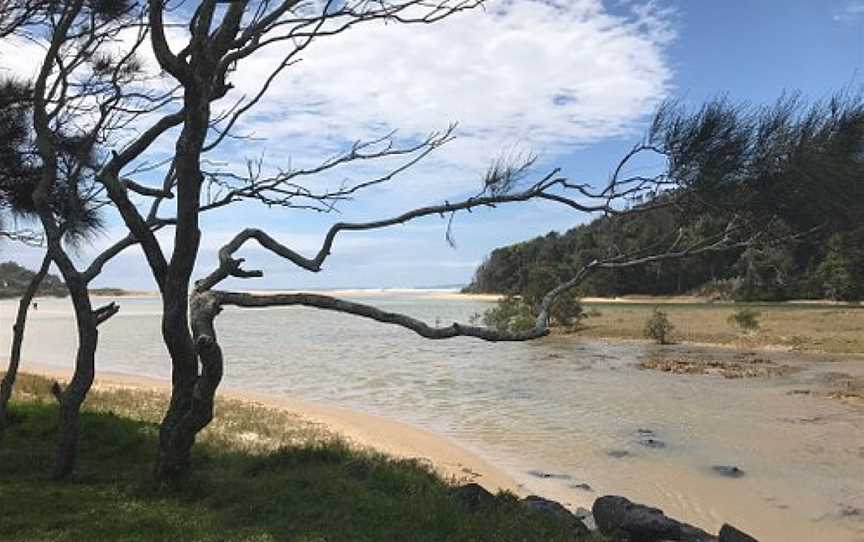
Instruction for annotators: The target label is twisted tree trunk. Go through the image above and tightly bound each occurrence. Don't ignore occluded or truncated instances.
[51,274,99,479]
[154,292,222,482]
[0,253,51,443]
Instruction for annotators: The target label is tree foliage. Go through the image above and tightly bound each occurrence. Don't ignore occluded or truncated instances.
[465,93,864,303]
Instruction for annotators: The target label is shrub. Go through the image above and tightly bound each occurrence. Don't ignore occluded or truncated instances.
[727,307,761,331]
[477,293,585,334]
[478,295,536,333]
[643,307,674,344]
[547,292,586,332]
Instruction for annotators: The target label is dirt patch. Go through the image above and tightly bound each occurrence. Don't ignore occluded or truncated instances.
[639,355,799,379]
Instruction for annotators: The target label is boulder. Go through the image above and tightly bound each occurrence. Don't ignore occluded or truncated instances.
[718,524,759,542]
[638,437,666,449]
[712,465,745,478]
[522,495,591,538]
[608,449,632,458]
[592,495,716,542]
[450,483,496,510]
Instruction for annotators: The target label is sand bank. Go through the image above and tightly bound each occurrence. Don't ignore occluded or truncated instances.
[22,361,518,495]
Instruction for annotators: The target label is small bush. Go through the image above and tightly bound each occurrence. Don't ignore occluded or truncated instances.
[478,293,585,334]
[643,307,674,344]
[480,295,536,333]
[547,292,586,332]
[728,307,761,331]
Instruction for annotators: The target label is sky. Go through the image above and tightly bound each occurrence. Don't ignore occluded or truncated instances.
[5,0,864,290]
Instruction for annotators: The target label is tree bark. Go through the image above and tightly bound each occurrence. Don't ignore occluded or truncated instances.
[154,83,210,481]
[0,253,51,442]
[154,292,222,482]
[51,274,99,480]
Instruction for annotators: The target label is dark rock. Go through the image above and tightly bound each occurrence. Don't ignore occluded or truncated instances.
[638,438,666,449]
[522,495,591,538]
[592,495,716,542]
[570,482,593,491]
[719,523,759,542]
[608,449,632,458]
[712,465,745,478]
[839,504,864,518]
[450,483,496,510]
[527,469,572,480]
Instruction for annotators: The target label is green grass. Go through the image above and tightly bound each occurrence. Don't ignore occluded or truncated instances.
[0,374,599,541]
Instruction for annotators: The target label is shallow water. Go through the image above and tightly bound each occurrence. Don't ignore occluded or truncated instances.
[3,293,864,541]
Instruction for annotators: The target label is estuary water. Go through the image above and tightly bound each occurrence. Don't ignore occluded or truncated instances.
[2,291,863,541]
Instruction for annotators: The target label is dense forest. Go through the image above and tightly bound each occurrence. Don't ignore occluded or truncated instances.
[464,208,864,302]
[0,261,66,299]
[466,95,864,303]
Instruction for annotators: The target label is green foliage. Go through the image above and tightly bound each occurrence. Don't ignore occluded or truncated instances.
[465,92,864,303]
[643,307,674,344]
[727,307,761,331]
[478,292,586,334]
[479,295,536,333]
[0,377,597,542]
[816,228,864,301]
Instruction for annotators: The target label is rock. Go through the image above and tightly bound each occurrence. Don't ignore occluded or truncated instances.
[719,523,759,542]
[527,469,571,480]
[638,437,666,449]
[592,495,716,542]
[522,495,590,538]
[570,482,593,491]
[839,504,864,517]
[450,483,496,510]
[712,465,745,478]
[608,449,632,458]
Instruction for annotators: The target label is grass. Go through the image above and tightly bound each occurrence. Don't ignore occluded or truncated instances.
[575,302,864,354]
[0,373,600,542]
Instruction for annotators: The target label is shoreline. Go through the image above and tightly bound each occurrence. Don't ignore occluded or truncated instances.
[20,361,520,496]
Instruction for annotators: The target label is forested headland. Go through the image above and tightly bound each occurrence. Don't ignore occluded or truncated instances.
[0,261,66,299]
[465,96,864,303]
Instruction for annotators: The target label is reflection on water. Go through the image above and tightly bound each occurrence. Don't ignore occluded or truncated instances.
[3,293,863,541]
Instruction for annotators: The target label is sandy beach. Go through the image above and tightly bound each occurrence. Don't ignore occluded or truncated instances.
[21,360,519,496]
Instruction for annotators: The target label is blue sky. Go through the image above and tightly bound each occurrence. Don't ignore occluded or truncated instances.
[7,0,864,290]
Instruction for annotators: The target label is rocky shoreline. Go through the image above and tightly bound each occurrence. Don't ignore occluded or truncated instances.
[451,485,759,541]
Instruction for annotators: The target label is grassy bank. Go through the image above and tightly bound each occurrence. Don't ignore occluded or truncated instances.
[0,373,597,542]
[575,301,864,355]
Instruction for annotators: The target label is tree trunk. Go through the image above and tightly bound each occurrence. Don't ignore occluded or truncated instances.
[154,292,222,482]
[51,276,99,480]
[0,253,51,442]
[154,84,209,482]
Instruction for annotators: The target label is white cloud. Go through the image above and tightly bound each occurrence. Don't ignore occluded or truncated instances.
[218,0,675,193]
[1,1,678,289]
[834,1,864,22]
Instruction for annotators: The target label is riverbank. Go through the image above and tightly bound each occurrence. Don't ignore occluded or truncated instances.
[1,374,597,541]
[568,300,864,355]
[5,295,863,541]
[19,362,517,495]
